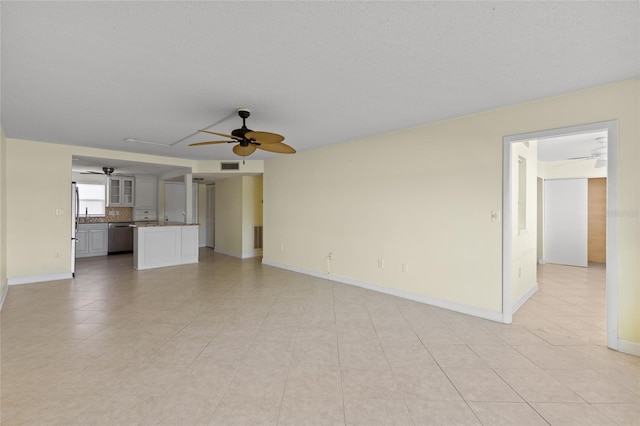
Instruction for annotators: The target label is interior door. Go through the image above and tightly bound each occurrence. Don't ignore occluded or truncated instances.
[588,178,607,263]
[164,182,186,224]
[544,178,588,267]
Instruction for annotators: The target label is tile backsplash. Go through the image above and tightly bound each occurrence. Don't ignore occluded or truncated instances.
[79,207,133,223]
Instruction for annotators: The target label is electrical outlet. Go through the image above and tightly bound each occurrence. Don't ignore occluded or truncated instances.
[55,208,63,216]
[402,263,409,273]
[518,267,522,277]
[54,252,60,259]
[280,243,284,251]
[328,252,333,261]
[378,259,384,269]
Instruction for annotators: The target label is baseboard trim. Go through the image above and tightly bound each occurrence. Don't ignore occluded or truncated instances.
[512,282,539,314]
[262,259,503,323]
[214,247,262,259]
[213,247,242,258]
[8,273,73,286]
[0,282,8,311]
[617,339,640,357]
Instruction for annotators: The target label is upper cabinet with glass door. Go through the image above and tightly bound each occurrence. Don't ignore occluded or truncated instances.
[107,177,135,206]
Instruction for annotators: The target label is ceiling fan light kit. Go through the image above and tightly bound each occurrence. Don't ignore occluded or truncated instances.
[189,108,295,157]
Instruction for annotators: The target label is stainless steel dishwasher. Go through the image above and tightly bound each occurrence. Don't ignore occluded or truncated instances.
[108,222,134,254]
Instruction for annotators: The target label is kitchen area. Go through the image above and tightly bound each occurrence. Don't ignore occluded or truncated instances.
[72,158,201,272]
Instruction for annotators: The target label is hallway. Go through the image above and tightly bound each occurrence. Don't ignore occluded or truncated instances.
[514,263,607,346]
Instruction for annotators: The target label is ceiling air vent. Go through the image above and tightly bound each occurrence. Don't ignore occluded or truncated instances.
[221,162,240,171]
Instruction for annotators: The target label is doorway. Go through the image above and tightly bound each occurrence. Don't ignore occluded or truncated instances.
[206,185,215,248]
[502,120,618,350]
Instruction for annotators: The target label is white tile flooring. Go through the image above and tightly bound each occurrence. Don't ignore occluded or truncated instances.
[1,251,639,425]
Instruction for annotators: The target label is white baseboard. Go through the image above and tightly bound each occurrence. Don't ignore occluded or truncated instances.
[214,247,242,258]
[214,247,262,259]
[8,273,73,286]
[0,282,8,311]
[512,282,539,314]
[617,339,640,357]
[262,259,503,323]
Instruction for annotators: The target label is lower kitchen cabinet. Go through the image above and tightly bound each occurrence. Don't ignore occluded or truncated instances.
[76,223,108,257]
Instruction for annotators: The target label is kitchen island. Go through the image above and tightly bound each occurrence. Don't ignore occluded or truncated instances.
[133,223,199,270]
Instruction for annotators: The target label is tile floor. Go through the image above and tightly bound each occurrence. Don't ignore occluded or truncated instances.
[1,251,638,425]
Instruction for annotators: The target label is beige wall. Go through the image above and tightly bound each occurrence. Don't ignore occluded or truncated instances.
[540,159,607,179]
[7,140,73,279]
[214,177,243,257]
[1,128,7,300]
[198,183,207,245]
[214,175,263,258]
[263,79,639,344]
[242,176,263,256]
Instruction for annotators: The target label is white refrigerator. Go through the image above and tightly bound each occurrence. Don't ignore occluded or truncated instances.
[71,182,79,276]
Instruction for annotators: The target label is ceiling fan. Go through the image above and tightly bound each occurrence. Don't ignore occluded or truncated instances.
[566,136,608,168]
[81,167,131,177]
[188,108,295,157]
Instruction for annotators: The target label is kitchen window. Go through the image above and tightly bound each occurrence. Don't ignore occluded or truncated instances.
[77,183,106,217]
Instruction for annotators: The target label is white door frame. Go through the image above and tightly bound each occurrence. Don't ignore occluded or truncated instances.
[502,120,618,350]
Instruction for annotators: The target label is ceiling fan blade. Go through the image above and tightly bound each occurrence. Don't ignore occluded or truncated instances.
[567,156,594,160]
[189,140,234,147]
[244,131,285,144]
[233,144,257,156]
[80,171,103,174]
[255,142,296,154]
[198,129,243,140]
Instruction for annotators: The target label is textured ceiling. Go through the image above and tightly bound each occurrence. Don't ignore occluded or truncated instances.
[2,1,639,162]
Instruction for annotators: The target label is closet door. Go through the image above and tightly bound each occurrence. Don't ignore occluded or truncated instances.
[544,179,588,267]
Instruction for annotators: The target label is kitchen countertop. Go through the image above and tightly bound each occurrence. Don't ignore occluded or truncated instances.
[131,222,199,227]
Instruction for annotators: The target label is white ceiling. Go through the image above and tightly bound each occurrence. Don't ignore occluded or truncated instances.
[537,131,608,162]
[2,2,639,165]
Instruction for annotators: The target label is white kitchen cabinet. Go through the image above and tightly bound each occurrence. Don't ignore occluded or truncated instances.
[75,229,89,256]
[108,177,135,206]
[134,176,158,220]
[75,223,108,258]
[134,208,157,221]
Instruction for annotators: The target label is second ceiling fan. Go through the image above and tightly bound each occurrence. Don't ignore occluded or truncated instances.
[189,108,295,157]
